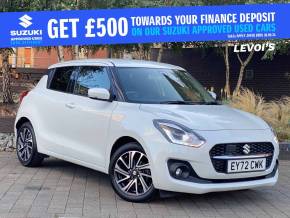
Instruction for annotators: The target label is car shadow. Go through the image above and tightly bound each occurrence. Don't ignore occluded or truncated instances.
[40,157,280,206]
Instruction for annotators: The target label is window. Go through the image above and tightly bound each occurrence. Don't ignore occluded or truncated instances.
[115,67,215,104]
[24,48,31,68]
[49,67,78,93]
[74,66,110,96]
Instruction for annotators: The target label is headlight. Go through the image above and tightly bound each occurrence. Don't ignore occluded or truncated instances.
[153,120,206,147]
[270,127,279,144]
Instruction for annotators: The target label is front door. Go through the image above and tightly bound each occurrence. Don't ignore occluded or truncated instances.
[64,66,117,168]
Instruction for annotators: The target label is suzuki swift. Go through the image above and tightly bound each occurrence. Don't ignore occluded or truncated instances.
[15,59,279,202]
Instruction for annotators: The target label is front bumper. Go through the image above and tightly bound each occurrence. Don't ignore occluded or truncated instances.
[160,167,278,194]
[144,129,279,194]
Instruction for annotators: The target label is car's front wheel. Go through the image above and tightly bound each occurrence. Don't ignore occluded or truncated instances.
[16,122,44,167]
[109,142,157,202]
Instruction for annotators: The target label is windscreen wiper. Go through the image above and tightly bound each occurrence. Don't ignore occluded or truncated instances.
[159,101,221,105]
[159,101,197,105]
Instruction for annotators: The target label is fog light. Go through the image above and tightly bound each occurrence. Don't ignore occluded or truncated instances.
[175,168,182,177]
[168,159,194,181]
[175,166,190,179]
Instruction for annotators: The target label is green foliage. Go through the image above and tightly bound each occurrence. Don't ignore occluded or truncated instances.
[262,40,290,60]
[0,48,14,55]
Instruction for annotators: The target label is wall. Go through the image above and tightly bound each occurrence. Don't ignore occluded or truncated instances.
[0,47,108,69]
[32,47,108,68]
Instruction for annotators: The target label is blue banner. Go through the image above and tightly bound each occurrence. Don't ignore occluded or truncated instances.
[0,4,289,48]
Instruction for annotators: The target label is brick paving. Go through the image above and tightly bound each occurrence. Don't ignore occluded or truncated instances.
[0,153,289,218]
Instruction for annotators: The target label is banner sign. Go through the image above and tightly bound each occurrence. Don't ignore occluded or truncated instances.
[0,4,289,48]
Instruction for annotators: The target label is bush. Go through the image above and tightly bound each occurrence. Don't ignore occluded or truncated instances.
[229,88,290,142]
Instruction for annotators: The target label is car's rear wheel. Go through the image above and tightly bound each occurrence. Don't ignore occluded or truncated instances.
[16,122,44,167]
[109,142,157,202]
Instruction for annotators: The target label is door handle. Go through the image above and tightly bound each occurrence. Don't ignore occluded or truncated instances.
[65,103,76,109]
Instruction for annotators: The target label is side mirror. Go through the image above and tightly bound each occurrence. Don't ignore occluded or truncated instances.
[208,91,217,100]
[88,88,111,101]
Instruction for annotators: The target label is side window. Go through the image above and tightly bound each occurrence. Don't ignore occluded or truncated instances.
[74,66,111,96]
[49,67,78,93]
[46,68,55,88]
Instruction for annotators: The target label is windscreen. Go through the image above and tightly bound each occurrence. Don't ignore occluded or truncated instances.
[115,67,216,104]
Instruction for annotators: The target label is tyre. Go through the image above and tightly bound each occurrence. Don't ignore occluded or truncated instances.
[109,142,157,202]
[16,122,44,167]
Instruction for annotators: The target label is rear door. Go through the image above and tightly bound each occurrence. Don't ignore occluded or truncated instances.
[39,66,79,155]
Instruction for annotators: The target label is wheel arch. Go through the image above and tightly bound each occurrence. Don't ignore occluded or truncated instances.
[15,117,31,131]
[110,136,142,159]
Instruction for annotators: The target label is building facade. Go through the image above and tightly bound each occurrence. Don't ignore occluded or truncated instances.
[2,47,108,69]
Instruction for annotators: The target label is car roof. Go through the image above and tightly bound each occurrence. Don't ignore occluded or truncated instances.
[48,59,185,71]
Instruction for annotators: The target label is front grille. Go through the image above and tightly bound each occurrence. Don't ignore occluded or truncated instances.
[210,142,274,173]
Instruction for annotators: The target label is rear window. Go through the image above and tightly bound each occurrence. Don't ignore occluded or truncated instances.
[48,67,78,93]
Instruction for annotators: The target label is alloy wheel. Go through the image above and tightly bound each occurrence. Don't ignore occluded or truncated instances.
[17,127,33,162]
[113,150,153,196]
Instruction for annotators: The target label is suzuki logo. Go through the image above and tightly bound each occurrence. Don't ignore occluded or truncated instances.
[243,144,251,154]
[19,14,32,28]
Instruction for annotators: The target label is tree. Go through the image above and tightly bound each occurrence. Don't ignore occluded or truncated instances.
[0,0,60,104]
[155,0,289,97]
[45,0,80,60]
[57,46,65,62]
[234,49,255,96]
[0,0,32,104]
[222,44,231,97]
[0,48,14,103]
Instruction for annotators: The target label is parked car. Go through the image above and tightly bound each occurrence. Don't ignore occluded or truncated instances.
[15,59,279,202]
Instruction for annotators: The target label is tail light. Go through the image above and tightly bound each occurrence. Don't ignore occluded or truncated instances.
[19,91,29,103]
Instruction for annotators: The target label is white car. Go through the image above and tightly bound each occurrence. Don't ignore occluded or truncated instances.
[15,59,279,202]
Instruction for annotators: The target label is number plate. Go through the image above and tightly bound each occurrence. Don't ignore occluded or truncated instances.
[227,158,266,173]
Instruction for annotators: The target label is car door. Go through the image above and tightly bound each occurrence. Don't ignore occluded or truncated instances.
[62,66,118,169]
[38,66,80,156]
